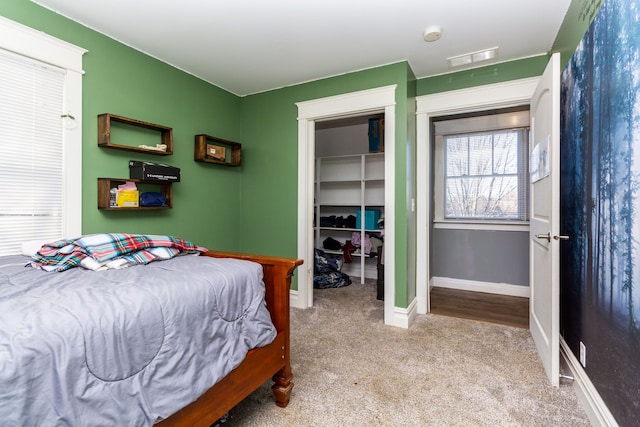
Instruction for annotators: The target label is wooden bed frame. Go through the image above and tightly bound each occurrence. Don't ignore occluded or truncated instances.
[158,250,303,427]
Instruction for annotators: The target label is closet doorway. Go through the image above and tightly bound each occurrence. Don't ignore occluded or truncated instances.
[295,85,397,326]
[314,115,385,289]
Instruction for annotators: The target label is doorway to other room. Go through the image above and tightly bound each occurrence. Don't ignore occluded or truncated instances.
[415,78,540,319]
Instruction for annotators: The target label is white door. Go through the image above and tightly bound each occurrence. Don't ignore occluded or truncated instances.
[529,52,561,387]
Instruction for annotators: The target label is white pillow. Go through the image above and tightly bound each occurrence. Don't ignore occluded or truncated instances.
[21,239,55,257]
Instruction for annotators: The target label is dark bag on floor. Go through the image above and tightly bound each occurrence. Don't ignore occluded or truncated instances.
[313,249,351,289]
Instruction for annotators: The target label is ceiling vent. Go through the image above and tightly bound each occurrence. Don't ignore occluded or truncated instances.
[447,47,498,68]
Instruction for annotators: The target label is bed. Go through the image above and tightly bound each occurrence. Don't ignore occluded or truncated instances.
[159,250,303,427]
[0,237,302,426]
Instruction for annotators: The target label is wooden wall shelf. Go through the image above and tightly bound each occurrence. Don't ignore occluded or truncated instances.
[98,178,173,210]
[194,134,241,167]
[98,113,173,155]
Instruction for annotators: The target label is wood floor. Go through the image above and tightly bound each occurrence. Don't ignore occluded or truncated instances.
[430,287,529,329]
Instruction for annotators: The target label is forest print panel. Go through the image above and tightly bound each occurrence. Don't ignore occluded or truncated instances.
[560,0,640,424]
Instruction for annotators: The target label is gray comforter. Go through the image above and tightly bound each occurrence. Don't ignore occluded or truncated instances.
[0,254,276,426]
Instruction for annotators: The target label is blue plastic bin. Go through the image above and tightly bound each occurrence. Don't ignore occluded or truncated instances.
[356,210,380,229]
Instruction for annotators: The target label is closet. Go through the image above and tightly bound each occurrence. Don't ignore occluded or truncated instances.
[314,115,385,285]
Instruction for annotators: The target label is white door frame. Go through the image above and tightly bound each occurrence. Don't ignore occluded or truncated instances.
[294,85,397,326]
[415,77,540,314]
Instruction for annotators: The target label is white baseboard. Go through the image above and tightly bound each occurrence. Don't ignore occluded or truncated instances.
[431,276,530,298]
[560,337,618,427]
[393,297,417,329]
[289,289,305,309]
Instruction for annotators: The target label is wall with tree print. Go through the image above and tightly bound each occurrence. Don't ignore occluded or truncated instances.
[560,0,640,423]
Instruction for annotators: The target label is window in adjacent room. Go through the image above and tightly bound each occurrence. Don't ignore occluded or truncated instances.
[432,108,530,230]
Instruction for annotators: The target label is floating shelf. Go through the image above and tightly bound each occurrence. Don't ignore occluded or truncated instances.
[98,113,173,155]
[194,134,241,167]
[98,178,173,210]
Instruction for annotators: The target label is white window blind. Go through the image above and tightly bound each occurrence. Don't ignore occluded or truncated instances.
[434,109,530,225]
[0,48,66,256]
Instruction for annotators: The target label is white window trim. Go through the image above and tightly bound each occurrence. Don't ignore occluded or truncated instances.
[0,16,86,240]
[433,120,531,231]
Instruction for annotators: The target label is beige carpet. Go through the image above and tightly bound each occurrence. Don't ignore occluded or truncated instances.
[222,281,590,426]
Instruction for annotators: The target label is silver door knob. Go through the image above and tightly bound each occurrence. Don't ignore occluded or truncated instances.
[553,235,570,240]
[535,232,551,242]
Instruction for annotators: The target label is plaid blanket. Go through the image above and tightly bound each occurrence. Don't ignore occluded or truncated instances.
[30,233,208,272]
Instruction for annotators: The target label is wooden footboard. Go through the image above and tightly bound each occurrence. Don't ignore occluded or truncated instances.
[158,251,302,427]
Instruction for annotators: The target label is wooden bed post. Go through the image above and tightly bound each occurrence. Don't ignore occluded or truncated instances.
[235,253,301,407]
[265,259,299,407]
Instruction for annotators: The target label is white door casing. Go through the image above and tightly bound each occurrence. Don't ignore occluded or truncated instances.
[415,77,540,314]
[529,52,561,387]
[295,85,397,326]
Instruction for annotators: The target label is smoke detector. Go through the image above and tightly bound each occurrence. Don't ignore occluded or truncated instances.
[423,26,442,42]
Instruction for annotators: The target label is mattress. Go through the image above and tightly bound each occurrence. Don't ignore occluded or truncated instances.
[0,254,276,426]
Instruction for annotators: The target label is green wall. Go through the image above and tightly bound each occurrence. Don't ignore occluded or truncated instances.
[552,0,604,67]
[405,66,418,304]
[417,55,549,96]
[416,0,602,97]
[0,0,243,251]
[240,63,414,305]
[1,1,416,307]
[1,0,598,310]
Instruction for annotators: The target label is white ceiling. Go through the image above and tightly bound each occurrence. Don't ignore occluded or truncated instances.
[32,0,572,97]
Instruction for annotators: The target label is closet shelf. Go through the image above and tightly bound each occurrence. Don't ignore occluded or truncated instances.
[315,153,384,282]
[317,226,382,233]
[321,249,377,259]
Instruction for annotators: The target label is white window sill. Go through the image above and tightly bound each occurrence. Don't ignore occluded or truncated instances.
[433,220,529,232]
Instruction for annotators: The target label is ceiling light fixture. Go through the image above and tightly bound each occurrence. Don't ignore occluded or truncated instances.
[423,26,442,42]
[447,47,499,68]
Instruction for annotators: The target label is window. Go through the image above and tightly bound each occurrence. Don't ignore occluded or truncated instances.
[0,17,85,255]
[433,109,530,228]
[0,49,65,255]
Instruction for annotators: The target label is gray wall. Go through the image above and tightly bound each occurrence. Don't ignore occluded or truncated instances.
[430,228,529,286]
[315,120,369,157]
